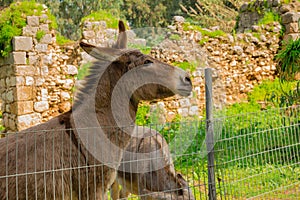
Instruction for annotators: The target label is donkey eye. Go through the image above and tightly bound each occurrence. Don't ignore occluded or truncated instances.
[143,60,153,65]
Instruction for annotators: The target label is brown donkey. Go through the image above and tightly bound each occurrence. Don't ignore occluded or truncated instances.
[110,127,195,200]
[0,21,192,200]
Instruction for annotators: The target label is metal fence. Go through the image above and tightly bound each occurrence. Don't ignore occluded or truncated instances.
[0,69,299,200]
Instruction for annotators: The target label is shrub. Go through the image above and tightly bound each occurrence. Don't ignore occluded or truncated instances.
[172,61,197,72]
[276,38,300,81]
[56,33,74,46]
[0,1,57,57]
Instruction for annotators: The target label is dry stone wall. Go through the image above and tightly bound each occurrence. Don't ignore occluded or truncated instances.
[0,7,81,132]
[0,1,298,131]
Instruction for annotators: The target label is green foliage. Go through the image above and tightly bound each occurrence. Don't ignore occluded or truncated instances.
[81,9,127,29]
[248,78,297,102]
[128,44,151,54]
[172,61,197,72]
[183,22,226,37]
[0,1,56,57]
[36,30,45,42]
[135,105,151,126]
[276,38,300,81]
[77,62,91,80]
[258,11,280,25]
[56,33,73,46]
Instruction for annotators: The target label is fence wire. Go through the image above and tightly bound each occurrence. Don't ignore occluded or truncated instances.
[0,105,299,199]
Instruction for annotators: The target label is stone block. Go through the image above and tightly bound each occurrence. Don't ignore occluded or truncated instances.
[285,23,299,34]
[13,36,33,51]
[82,31,95,39]
[283,34,300,42]
[27,16,39,27]
[22,26,38,37]
[39,24,49,32]
[282,12,300,24]
[6,76,16,87]
[29,55,39,65]
[14,86,33,101]
[25,76,34,86]
[17,113,41,131]
[11,101,33,115]
[15,65,36,76]
[6,89,14,103]
[36,44,48,52]
[12,52,26,64]
[40,34,52,44]
[34,101,49,112]
[16,76,25,85]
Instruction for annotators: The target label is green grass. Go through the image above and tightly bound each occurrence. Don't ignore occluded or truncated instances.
[0,1,57,57]
[172,61,197,72]
[36,30,45,42]
[81,9,128,29]
[183,22,226,38]
[127,43,151,54]
[56,33,74,46]
[248,78,297,102]
[169,34,181,41]
[258,11,281,25]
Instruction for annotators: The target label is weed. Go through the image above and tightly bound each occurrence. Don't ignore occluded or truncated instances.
[36,30,45,42]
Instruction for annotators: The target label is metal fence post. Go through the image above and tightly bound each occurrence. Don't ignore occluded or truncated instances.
[205,68,217,200]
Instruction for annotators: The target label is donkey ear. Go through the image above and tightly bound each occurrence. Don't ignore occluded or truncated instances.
[80,41,120,61]
[113,20,127,49]
[80,41,140,62]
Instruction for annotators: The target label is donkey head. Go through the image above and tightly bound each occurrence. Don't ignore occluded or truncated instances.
[80,21,192,108]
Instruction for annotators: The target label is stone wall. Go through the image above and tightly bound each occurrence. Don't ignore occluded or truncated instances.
[0,1,298,131]
[237,0,300,41]
[0,7,81,131]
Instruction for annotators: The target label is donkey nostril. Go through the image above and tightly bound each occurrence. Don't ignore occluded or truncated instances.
[185,77,191,83]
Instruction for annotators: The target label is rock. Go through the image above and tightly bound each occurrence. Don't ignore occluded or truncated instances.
[40,34,52,44]
[59,101,71,113]
[34,101,49,112]
[61,91,71,101]
[66,65,78,75]
[285,23,299,34]
[177,108,189,117]
[282,12,300,24]
[280,5,291,14]
[27,16,39,27]
[173,16,185,23]
[233,46,243,55]
[12,52,26,65]
[179,98,191,108]
[17,113,42,131]
[36,44,48,52]
[189,106,199,116]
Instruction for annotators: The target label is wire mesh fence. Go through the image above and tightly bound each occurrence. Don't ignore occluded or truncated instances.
[0,105,299,199]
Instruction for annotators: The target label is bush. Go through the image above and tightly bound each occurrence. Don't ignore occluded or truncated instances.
[0,1,57,57]
[276,38,300,81]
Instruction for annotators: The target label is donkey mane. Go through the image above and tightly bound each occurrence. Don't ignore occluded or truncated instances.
[73,48,143,109]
